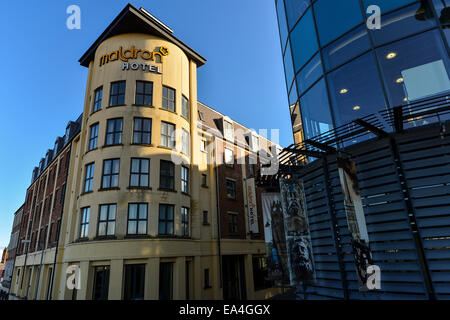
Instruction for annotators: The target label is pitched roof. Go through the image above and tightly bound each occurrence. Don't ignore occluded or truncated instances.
[79,3,206,67]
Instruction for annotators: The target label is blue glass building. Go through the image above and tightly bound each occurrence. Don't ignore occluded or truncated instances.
[276,0,450,144]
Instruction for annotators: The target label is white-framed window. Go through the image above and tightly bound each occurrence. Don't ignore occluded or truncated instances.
[181,129,190,155]
[224,148,234,166]
[182,96,189,119]
[161,121,175,149]
[223,119,234,141]
[200,140,206,152]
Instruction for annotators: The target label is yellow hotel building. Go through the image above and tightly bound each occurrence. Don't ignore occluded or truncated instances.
[8,4,280,300]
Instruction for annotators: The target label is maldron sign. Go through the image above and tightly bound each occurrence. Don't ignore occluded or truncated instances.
[98,45,169,74]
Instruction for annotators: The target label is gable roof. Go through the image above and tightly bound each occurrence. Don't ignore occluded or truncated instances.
[79,3,206,67]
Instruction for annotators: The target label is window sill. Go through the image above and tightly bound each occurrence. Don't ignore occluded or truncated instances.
[201,185,208,188]
[181,115,190,122]
[91,109,102,116]
[75,238,89,243]
[84,148,98,156]
[132,104,154,108]
[131,143,154,147]
[181,192,190,197]
[94,235,117,241]
[127,186,152,190]
[124,234,151,240]
[98,187,120,192]
[202,223,210,226]
[157,235,190,239]
[159,107,177,115]
[158,188,177,193]
[157,145,175,151]
[204,286,212,290]
[80,191,93,196]
[102,144,124,149]
[107,104,127,108]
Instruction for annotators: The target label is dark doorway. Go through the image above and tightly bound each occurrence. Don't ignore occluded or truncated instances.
[222,255,246,300]
[92,266,110,300]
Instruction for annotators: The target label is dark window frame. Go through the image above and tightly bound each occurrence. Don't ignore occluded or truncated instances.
[101,159,120,189]
[89,123,99,151]
[135,80,153,106]
[181,166,189,194]
[93,86,103,112]
[226,179,236,199]
[127,203,148,236]
[105,118,123,146]
[129,158,150,188]
[80,207,90,239]
[158,204,174,236]
[97,204,116,237]
[159,160,175,191]
[83,162,95,193]
[109,81,126,107]
[133,117,152,145]
[181,207,190,237]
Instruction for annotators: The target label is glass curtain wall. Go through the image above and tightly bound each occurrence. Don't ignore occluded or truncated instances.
[276,0,450,144]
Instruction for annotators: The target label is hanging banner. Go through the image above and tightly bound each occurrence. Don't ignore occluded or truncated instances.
[245,178,259,234]
[337,158,374,291]
[279,178,315,286]
[261,193,289,282]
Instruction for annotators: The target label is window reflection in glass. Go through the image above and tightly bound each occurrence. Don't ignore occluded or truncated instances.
[299,79,333,139]
[314,0,363,46]
[290,101,302,136]
[296,53,323,96]
[288,81,298,105]
[370,2,436,46]
[376,30,450,107]
[322,26,371,72]
[284,0,310,31]
[327,52,388,126]
[291,8,318,72]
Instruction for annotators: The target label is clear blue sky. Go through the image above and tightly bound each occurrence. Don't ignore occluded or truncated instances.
[0,0,291,249]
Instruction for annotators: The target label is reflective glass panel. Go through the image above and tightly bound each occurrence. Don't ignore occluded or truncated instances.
[290,8,318,72]
[284,40,295,89]
[322,25,371,71]
[299,79,333,139]
[370,2,437,46]
[276,0,289,49]
[327,52,388,126]
[285,0,310,30]
[362,0,416,14]
[376,29,450,106]
[297,53,323,96]
[314,0,363,46]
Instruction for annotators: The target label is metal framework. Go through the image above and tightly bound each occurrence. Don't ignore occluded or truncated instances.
[258,94,450,300]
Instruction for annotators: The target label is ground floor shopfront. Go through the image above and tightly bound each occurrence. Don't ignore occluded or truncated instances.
[9,239,278,300]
